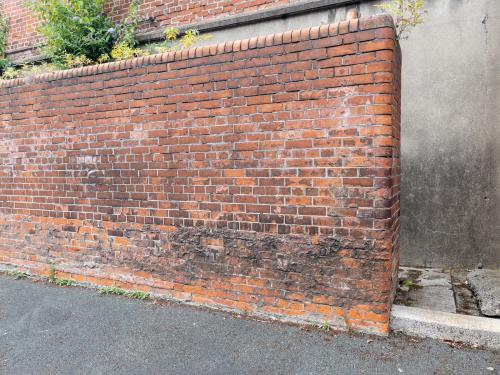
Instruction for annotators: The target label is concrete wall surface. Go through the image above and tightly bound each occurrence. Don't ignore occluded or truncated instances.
[380,0,499,268]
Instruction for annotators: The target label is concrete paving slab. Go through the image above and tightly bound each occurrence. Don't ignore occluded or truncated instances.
[398,267,456,313]
[467,269,500,317]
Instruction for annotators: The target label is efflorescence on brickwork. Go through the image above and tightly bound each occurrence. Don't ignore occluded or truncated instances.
[0,14,401,335]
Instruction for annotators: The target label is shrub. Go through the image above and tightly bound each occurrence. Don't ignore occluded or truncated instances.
[375,0,427,40]
[0,7,9,75]
[144,27,211,55]
[0,58,8,76]
[2,1,209,79]
[4,269,28,279]
[0,9,8,56]
[109,42,143,60]
[177,29,209,49]
[1,66,17,79]
[164,27,180,42]
[0,62,63,80]
[95,0,143,64]
[114,0,140,48]
[64,53,93,68]
[29,0,115,64]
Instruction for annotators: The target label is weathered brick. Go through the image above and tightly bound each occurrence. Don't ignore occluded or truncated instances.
[0,15,400,336]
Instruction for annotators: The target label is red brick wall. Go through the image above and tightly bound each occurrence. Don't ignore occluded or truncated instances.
[3,0,301,61]
[2,0,42,60]
[0,15,400,335]
[106,0,303,31]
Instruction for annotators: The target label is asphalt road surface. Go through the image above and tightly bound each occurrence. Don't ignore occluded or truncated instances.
[0,275,498,374]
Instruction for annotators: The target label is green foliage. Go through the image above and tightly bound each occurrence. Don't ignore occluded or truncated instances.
[142,43,161,56]
[0,8,8,55]
[124,290,150,300]
[144,27,211,55]
[1,62,61,80]
[307,320,331,332]
[99,286,127,295]
[96,0,142,63]
[319,321,331,332]
[0,7,9,75]
[164,27,180,42]
[28,0,114,63]
[55,278,76,286]
[2,0,209,79]
[64,53,93,68]
[0,58,8,72]
[0,63,14,79]
[375,0,427,40]
[96,53,110,63]
[99,286,150,300]
[179,29,208,49]
[115,0,140,48]
[402,279,414,288]
[4,269,28,279]
[109,42,143,61]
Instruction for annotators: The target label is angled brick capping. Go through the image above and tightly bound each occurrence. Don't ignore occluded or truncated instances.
[0,15,401,335]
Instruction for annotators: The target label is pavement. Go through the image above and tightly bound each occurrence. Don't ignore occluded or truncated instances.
[468,270,500,317]
[392,267,500,350]
[397,268,456,313]
[396,267,500,318]
[0,275,498,375]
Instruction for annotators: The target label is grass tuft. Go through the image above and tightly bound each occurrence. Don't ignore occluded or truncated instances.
[3,270,28,279]
[55,278,76,287]
[319,321,331,332]
[124,290,150,300]
[99,286,150,300]
[99,286,127,295]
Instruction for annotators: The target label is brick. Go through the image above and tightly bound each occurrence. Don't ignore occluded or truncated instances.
[328,44,358,57]
[359,39,394,53]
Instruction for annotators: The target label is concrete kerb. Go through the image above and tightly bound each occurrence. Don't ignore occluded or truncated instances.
[391,305,500,351]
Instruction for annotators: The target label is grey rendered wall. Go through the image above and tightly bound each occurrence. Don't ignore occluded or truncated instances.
[190,0,500,268]
[363,0,500,268]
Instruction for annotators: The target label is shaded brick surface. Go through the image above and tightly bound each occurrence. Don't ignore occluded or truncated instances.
[0,15,400,334]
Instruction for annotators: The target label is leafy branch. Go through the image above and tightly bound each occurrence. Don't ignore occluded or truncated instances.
[375,0,427,40]
[0,5,9,74]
